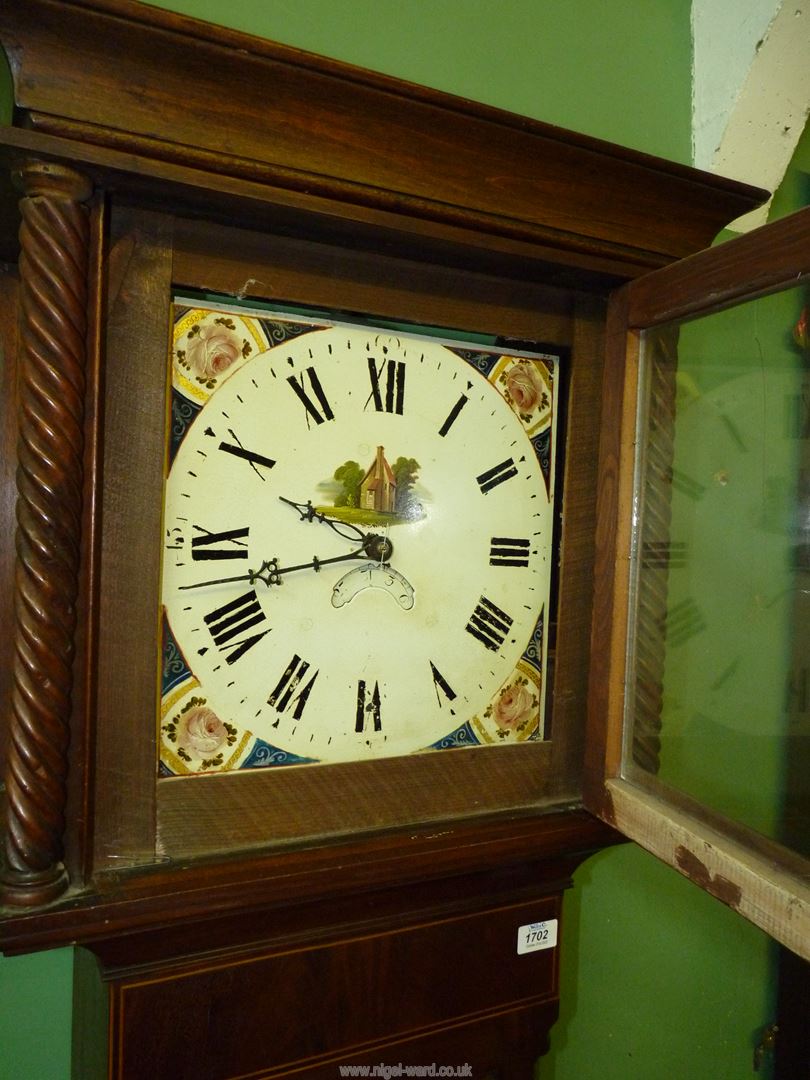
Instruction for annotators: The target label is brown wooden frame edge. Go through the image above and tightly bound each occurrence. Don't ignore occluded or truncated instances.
[0,809,619,954]
[585,207,810,959]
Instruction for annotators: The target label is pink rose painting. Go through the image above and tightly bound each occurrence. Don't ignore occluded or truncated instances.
[176,316,251,389]
[487,676,538,738]
[500,361,549,422]
[163,698,237,769]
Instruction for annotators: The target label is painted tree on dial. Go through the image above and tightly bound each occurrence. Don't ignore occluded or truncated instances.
[334,461,364,507]
[392,457,420,516]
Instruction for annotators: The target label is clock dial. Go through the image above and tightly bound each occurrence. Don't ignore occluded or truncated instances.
[160,305,559,775]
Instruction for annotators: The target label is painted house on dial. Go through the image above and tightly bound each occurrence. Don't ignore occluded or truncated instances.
[360,446,397,513]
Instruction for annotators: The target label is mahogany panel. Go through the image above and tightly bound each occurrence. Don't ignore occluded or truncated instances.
[106,897,558,1079]
[67,196,108,886]
[0,1,766,269]
[157,744,556,860]
[0,126,671,288]
[263,1006,554,1080]
[548,295,605,791]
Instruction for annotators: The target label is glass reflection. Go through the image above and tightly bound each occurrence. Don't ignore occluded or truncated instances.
[629,284,810,856]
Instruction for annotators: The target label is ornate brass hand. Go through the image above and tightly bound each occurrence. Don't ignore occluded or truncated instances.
[279,495,393,561]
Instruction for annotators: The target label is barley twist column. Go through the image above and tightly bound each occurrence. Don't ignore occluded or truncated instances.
[632,329,678,774]
[1,160,93,907]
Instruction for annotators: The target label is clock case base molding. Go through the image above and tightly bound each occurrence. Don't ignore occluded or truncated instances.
[71,845,593,1080]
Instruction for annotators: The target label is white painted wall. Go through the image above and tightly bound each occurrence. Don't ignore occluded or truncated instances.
[692,0,810,229]
[692,0,778,170]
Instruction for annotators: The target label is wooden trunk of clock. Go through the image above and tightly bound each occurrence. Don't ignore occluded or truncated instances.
[73,864,571,1079]
[0,2,774,1076]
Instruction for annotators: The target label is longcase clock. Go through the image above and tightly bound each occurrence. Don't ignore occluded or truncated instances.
[1,2,803,1077]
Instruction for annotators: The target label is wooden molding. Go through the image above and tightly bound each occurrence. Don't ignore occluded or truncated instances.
[606,779,810,961]
[1,159,92,907]
[0,0,767,274]
[0,809,619,954]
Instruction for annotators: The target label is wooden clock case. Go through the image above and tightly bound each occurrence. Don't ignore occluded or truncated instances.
[0,2,771,1076]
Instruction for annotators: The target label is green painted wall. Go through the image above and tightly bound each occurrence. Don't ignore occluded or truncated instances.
[144,0,693,163]
[0,946,74,1079]
[1,2,801,1078]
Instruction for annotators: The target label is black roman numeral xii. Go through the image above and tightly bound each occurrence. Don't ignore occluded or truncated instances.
[367,357,406,414]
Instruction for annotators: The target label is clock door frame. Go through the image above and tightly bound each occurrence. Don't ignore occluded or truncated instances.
[585,205,810,959]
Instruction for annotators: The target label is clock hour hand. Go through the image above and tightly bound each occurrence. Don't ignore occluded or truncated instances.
[279,495,394,562]
[178,547,372,590]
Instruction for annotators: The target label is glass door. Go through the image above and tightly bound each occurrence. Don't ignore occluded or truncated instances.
[586,206,810,959]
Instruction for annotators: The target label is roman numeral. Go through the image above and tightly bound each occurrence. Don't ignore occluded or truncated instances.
[476,457,518,494]
[785,666,808,713]
[466,596,513,651]
[429,662,456,709]
[785,389,810,438]
[663,597,706,647]
[641,541,688,569]
[267,654,319,721]
[489,537,530,567]
[710,658,740,692]
[367,357,406,414]
[670,468,706,501]
[191,525,249,561]
[287,367,334,425]
[218,440,276,476]
[719,413,747,452]
[438,394,469,437]
[203,589,269,665]
[355,679,382,732]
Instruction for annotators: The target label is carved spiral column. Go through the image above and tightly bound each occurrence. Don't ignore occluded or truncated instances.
[632,327,678,774]
[1,160,93,907]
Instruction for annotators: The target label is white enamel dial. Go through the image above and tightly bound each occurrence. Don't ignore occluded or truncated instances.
[160,306,557,773]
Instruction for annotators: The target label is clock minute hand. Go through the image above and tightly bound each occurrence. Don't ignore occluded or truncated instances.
[178,548,370,590]
[278,495,369,545]
[278,495,395,562]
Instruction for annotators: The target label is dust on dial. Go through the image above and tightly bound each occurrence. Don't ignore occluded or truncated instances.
[160,303,559,776]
